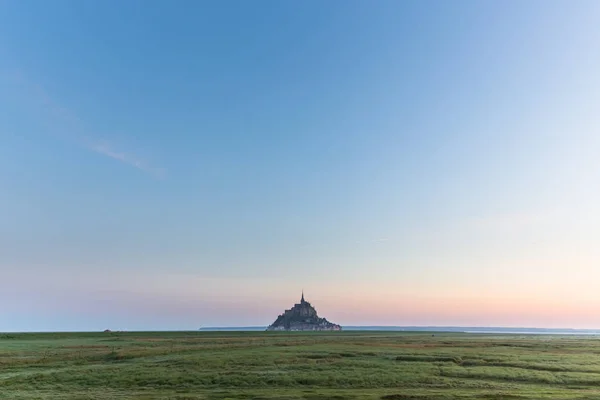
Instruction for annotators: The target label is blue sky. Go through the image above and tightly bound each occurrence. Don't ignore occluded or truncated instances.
[1,1,600,331]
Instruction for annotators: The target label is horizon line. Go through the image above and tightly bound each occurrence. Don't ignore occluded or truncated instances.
[4,326,600,334]
[198,325,600,331]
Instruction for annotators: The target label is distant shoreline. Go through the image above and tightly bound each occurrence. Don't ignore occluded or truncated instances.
[198,326,600,335]
[3,326,599,334]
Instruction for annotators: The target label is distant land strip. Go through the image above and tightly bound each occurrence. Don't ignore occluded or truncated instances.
[198,326,600,334]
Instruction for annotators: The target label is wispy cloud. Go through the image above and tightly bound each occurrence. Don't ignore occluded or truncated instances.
[90,142,166,178]
[6,70,165,178]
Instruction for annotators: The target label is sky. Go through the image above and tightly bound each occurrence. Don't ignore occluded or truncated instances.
[1,1,600,331]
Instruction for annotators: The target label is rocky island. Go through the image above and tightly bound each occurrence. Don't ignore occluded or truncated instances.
[266,292,342,331]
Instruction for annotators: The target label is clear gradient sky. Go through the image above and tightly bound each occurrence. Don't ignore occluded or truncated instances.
[1,1,600,332]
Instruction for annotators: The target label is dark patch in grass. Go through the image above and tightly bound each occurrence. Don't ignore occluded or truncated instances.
[395,355,462,364]
[304,354,342,360]
[98,338,124,342]
[357,351,378,357]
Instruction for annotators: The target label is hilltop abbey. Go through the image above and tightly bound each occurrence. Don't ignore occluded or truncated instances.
[266,291,342,331]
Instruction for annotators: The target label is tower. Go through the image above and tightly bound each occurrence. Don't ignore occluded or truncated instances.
[301,289,305,303]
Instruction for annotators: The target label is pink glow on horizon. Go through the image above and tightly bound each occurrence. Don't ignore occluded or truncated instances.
[4,269,600,329]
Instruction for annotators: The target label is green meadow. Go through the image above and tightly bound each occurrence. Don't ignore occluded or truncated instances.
[1,331,600,399]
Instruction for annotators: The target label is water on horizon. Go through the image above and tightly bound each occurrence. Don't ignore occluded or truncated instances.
[198,326,600,335]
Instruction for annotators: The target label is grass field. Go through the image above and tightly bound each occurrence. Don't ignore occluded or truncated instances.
[1,331,600,399]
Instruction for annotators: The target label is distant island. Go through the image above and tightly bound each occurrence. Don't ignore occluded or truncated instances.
[266,292,341,331]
